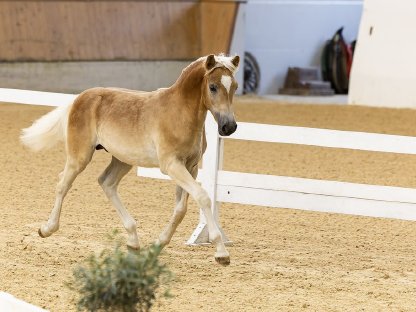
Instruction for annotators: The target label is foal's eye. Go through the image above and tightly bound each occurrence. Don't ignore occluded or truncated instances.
[209,84,217,93]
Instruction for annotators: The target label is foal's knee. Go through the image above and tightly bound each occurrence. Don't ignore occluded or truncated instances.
[68,157,90,173]
[196,191,211,209]
[97,173,106,186]
[175,204,187,216]
[175,195,188,214]
[98,176,117,197]
[55,180,72,197]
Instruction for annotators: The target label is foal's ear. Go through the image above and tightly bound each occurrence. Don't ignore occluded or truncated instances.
[205,54,216,70]
[231,55,240,68]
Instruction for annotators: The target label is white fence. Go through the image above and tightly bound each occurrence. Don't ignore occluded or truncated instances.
[2,88,416,246]
[0,292,47,312]
[139,113,416,244]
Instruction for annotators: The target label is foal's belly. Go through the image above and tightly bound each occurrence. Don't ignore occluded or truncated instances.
[97,136,159,167]
[112,146,159,168]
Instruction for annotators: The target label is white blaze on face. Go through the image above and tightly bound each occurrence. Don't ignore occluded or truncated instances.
[221,75,232,94]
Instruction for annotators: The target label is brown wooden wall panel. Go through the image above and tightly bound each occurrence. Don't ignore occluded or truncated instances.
[200,1,238,56]
[0,1,240,61]
[0,1,200,61]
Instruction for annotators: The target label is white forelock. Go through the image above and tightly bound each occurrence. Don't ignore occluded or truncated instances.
[195,54,239,75]
[214,54,239,75]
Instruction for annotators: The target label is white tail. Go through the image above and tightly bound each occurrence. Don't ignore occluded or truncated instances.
[20,104,71,152]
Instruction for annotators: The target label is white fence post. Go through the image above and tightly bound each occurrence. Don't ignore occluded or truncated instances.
[186,113,231,245]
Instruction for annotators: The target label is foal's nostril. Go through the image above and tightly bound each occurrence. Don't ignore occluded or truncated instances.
[221,124,227,133]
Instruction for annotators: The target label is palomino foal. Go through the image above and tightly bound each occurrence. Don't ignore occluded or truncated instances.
[21,54,240,265]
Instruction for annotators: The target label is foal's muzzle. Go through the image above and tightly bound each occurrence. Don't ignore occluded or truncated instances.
[218,114,237,136]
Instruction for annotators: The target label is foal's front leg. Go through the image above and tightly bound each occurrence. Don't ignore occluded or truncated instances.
[164,159,230,265]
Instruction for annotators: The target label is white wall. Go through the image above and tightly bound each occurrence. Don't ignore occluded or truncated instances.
[349,0,416,108]
[230,3,246,95]
[246,0,363,94]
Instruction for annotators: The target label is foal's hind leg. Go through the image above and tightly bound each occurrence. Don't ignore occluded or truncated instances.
[157,164,196,246]
[98,157,139,249]
[157,186,189,246]
[39,150,94,238]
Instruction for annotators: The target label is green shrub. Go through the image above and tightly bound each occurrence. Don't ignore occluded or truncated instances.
[67,237,173,312]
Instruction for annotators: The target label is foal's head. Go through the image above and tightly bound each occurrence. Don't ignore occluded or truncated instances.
[203,54,240,136]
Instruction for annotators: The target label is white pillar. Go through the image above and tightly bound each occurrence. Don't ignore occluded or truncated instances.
[349,0,416,108]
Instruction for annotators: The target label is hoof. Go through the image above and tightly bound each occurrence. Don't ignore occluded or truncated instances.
[38,225,56,238]
[215,256,230,266]
[127,245,140,254]
[38,228,46,238]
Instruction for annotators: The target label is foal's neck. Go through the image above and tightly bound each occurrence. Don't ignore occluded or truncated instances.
[172,61,207,126]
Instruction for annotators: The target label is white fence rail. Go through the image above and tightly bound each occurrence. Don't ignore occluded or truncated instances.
[0,88,76,107]
[2,88,416,246]
[0,292,47,312]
